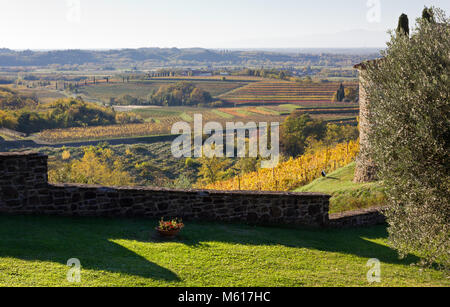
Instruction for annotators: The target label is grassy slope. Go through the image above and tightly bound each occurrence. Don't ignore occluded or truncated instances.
[296,163,386,214]
[0,215,447,287]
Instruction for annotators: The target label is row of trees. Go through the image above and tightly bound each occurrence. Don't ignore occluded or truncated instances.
[148,82,213,106]
[234,68,292,80]
[111,82,214,107]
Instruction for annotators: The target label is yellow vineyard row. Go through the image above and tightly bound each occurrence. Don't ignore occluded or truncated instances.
[38,122,174,143]
[204,140,359,191]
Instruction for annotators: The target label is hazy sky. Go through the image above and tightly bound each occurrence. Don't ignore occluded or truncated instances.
[0,0,448,50]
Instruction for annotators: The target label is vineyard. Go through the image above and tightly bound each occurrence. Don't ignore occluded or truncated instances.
[278,106,359,115]
[33,79,360,143]
[38,122,174,143]
[37,110,286,143]
[36,104,357,143]
[219,81,358,106]
[203,140,359,191]
[75,79,359,106]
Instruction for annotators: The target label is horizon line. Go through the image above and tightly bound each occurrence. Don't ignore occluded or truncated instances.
[1,46,385,52]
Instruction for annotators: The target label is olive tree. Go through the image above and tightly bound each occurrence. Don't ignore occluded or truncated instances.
[363,8,449,268]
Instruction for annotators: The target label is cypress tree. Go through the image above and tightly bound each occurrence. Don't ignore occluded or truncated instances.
[397,14,410,36]
[337,83,345,102]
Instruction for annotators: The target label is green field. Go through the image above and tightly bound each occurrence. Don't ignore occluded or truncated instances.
[296,163,386,214]
[78,80,249,103]
[0,215,447,287]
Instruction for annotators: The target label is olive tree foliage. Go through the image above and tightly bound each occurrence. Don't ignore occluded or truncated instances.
[363,8,449,268]
[422,7,435,23]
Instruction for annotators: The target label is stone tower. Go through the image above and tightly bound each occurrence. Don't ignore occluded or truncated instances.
[353,61,377,183]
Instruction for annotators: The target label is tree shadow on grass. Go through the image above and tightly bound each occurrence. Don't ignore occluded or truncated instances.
[0,215,421,279]
[127,218,419,267]
[0,215,180,282]
[176,222,421,266]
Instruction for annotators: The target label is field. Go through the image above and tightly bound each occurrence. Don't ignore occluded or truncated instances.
[2,79,359,144]
[38,122,174,143]
[36,105,356,144]
[36,105,288,143]
[219,81,358,106]
[0,215,447,287]
[0,84,66,104]
[75,78,358,108]
[78,79,251,103]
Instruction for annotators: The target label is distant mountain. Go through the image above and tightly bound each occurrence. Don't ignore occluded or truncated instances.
[226,48,383,55]
[224,30,389,49]
[0,48,379,68]
[294,29,390,48]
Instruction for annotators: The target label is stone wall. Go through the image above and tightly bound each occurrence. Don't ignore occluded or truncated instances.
[354,65,377,183]
[0,152,330,227]
[329,207,386,228]
[0,151,387,228]
[0,152,48,208]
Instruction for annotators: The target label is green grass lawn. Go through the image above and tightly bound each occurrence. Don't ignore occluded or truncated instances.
[296,163,386,214]
[0,215,447,287]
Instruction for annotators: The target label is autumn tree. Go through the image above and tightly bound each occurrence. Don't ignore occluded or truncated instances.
[0,110,18,129]
[197,156,232,185]
[280,112,327,157]
[49,145,134,186]
[344,87,358,102]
